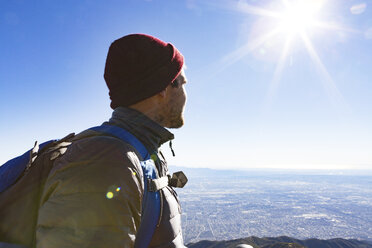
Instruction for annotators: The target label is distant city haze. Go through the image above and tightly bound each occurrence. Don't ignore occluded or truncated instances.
[176,167,372,244]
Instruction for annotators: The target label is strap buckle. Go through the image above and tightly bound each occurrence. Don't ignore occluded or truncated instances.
[148,171,188,192]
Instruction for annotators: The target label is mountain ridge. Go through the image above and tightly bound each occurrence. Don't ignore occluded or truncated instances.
[187,236,372,248]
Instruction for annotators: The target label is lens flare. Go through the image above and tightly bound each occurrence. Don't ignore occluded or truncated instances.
[350,3,367,15]
[106,192,114,199]
[106,185,121,199]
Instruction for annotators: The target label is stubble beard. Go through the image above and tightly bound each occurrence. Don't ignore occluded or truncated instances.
[168,111,184,128]
[155,106,185,129]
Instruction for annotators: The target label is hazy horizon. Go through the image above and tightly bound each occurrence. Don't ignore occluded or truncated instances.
[170,165,372,176]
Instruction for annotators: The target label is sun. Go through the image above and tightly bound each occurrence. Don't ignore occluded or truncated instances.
[220,0,331,67]
[278,0,324,35]
[216,0,353,110]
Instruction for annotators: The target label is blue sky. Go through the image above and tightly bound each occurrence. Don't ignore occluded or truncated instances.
[1,0,371,170]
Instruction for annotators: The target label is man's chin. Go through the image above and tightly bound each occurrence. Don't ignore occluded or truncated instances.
[167,117,184,129]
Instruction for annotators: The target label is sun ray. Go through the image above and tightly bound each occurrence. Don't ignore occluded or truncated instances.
[202,0,281,19]
[196,27,282,82]
[220,27,282,68]
[281,0,291,8]
[264,35,293,110]
[300,31,348,109]
[234,1,282,19]
[313,21,363,34]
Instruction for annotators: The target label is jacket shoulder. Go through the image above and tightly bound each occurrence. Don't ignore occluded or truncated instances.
[45,135,144,200]
[36,135,143,247]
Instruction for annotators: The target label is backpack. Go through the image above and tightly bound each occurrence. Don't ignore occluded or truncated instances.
[0,124,187,248]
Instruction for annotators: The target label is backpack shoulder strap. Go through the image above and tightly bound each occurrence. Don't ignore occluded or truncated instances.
[88,124,149,160]
[88,124,160,248]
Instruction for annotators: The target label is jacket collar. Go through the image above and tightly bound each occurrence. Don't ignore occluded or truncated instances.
[107,107,174,153]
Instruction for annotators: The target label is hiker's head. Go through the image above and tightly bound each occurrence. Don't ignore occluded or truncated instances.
[104,33,187,128]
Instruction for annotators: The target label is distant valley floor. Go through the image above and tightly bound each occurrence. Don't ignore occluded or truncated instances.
[172,167,372,244]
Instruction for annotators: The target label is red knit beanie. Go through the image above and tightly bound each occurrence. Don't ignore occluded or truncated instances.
[104,34,184,109]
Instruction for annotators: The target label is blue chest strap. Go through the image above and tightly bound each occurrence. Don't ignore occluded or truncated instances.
[89,124,161,248]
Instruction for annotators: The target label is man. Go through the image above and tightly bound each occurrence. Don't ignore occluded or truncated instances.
[36,34,188,247]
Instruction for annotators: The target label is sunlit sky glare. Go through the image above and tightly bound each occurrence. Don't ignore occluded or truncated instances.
[1,0,372,170]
